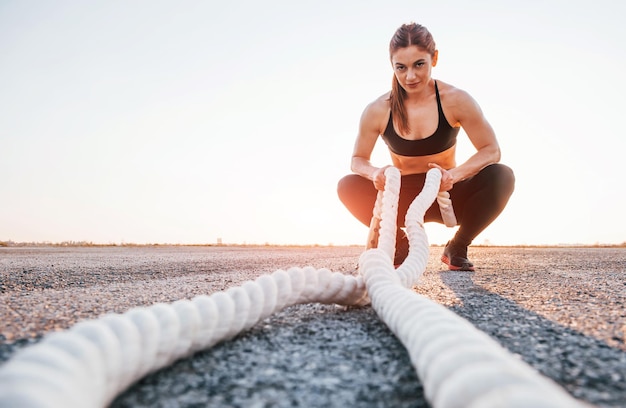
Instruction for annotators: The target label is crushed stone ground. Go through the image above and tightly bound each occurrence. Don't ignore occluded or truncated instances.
[1,246,624,407]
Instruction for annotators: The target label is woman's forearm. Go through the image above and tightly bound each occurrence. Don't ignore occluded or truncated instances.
[351,156,379,181]
[450,144,500,183]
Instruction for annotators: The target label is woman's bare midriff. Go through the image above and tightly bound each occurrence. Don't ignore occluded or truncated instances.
[390,144,457,175]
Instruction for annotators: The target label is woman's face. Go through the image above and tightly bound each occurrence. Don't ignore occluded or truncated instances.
[391,45,438,93]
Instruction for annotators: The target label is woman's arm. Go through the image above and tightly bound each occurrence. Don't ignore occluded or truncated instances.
[442,88,501,185]
[351,95,390,190]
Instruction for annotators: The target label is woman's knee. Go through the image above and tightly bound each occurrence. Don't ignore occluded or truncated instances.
[337,174,377,226]
[337,174,361,200]
[337,174,376,207]
[483,163,515,194]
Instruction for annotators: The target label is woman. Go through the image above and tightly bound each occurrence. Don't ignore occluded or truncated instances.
[337,22,515,270]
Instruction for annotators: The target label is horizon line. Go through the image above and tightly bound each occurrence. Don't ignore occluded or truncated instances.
[1,240,625,249]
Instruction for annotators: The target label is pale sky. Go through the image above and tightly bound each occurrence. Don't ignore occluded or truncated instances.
[1,0,624,246]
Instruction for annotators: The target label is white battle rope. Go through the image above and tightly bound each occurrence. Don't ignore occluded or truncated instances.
[0,168,585,408]
[360,168,585,408]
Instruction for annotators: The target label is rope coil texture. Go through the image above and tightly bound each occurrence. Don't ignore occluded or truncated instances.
[0,168,585,408]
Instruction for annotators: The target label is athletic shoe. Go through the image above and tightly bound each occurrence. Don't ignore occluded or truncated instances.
[441,241,475,271]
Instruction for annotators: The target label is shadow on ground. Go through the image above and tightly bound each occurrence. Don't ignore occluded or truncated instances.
[111,304,429,408]
[439,271,626,408]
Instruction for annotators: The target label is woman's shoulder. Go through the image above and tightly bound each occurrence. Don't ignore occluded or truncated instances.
[362,91,391,117]
[358,91,392,135]
[435,80,474,106]
[435,79,486,124]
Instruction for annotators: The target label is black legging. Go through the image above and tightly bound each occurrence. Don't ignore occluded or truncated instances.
[337,163,515,247]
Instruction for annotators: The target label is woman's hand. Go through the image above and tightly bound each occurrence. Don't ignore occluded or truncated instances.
[372,165,392,190]
[428,163,455,191]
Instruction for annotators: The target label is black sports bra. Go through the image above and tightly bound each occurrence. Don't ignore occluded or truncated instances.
[381,81,459,156]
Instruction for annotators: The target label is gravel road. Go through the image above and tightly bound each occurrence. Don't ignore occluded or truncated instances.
[1,245,625,407]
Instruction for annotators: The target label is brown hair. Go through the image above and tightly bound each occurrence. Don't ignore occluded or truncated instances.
[389,23,437,135]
